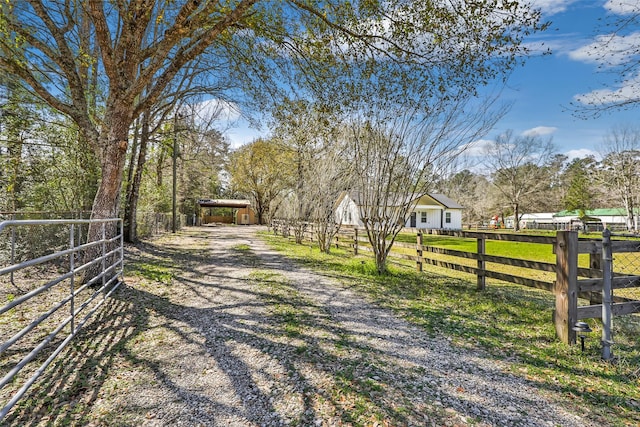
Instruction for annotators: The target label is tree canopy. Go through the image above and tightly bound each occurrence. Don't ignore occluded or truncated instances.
[0,0,547,258]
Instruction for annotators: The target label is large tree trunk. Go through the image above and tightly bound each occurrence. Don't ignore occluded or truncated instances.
[374,239,388,275]
[123,112,150,242]
[83,109,131,283]
[123,118,140,240]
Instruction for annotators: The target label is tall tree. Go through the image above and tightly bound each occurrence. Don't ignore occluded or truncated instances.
[271,100,353,251]
[347,92,500,274]
[435,169,491,225]
[0,81,98,214]
[483,130,556,231]
[597,126,640,231]
[227,138,293,224]
[0,81,37,211]
[0,0,260,245]
[0,0,545,230]
[562,156,598,216]
[177,107,230,219]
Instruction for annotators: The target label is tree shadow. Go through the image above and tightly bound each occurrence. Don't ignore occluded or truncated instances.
[3,226,622,426]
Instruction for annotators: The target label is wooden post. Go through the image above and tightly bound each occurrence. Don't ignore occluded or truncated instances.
[601,229,613,360]
[477,237,486,290]
[555,230,578,345]
[416,230,423,272]
[353,228,358,255]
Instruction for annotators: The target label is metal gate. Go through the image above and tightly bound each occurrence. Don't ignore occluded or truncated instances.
[0,219,123,420]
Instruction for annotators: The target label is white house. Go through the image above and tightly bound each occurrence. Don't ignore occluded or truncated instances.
[335,192,463,230]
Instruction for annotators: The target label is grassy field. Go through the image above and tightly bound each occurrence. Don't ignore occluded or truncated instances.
[261,231,640,427]
[396,230,579,263]
[384,230,640,300]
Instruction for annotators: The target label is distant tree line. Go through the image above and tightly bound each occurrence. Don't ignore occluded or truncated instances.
[3,1,639,273]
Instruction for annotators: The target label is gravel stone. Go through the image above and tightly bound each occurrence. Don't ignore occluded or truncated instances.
[8,225,602,426]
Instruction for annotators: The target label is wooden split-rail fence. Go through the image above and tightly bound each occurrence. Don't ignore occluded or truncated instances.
[270,220,640,346]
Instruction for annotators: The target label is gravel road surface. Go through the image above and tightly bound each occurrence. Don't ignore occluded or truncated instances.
[4,225,597,426]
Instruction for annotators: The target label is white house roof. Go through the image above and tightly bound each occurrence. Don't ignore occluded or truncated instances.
[338,191,463,209]
[428,194,464,209]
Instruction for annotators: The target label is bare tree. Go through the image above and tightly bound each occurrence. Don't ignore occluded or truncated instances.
[597,125,640,231]
[270,100,353,249]
[483,130,556,231]
[308,143,353,254]
[347,94,500,274]
[435,169,492,226]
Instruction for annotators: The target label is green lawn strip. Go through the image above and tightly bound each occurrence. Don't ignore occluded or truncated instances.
[259,231,640,427]
[398,231,591,266]
[392,232,640,297]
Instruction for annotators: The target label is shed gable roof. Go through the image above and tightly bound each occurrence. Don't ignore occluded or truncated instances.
[198,199,251,208]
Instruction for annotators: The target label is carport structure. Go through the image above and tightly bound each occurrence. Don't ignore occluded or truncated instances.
[197,199,256,225]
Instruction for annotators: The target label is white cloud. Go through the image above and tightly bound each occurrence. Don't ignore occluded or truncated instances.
[459,138,495,156]
[605,0,640,15]
[574,72,640,105]
[521,126,558,137]
[565,148,599,160]
[526,0,581,15]
[568,32,640,66]
[226,125,265,149]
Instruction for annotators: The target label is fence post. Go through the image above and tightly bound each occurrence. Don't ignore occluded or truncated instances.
[601,229,613,360]
[119,219,124,281]
[477,236,486,290]
[101,221,107,296]
[353,228,358,255]
[555,230,578,345]
[589,249,602,305]
[69,224,76,334]
[416,230,423,272]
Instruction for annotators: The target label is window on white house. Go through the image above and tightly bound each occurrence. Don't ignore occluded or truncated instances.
[421,212,427,223]
[445,212,451,223]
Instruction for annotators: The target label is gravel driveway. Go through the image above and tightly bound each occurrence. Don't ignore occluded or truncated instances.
[4,225,597,426]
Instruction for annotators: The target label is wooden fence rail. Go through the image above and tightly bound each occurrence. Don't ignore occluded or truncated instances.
[270,220,640,345]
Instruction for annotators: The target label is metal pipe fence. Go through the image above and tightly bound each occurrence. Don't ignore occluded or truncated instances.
[0,219,123,420]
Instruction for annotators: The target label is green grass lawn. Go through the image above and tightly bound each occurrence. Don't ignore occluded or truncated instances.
[396,231,575,263]
[261,231,640,427]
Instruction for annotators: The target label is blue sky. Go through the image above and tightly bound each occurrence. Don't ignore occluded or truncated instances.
[225,1,640,158]
[474,0,640,160]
